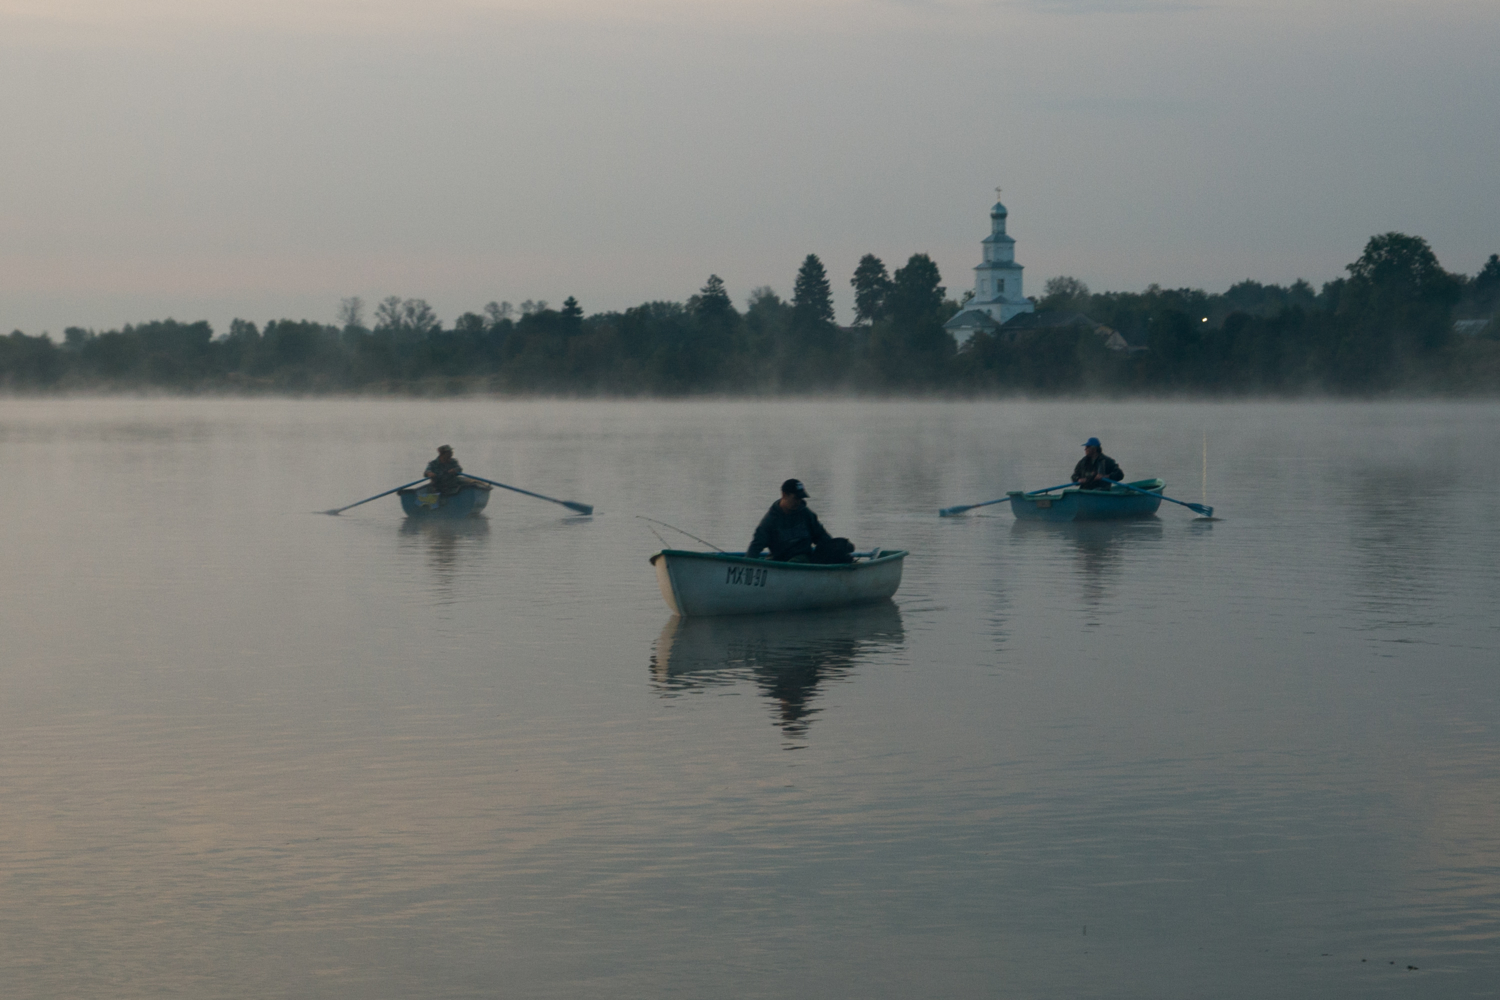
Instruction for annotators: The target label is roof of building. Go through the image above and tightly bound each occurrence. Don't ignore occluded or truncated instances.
[991,201,1008,217]
[1002,310,1099,331]
[943,309,1002,331]
[1001,310,1148,350]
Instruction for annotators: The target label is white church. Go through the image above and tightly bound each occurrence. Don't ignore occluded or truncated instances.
[943,190,1035,347]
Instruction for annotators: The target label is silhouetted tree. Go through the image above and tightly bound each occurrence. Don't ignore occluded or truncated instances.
[1039,276,1090,313]
[870,254,954,386]
[886,253,945,326]
[338,296,365,330]
[0,331,63,388]
[689,276,735,326]
[851,254,892,325]
[792,255,835,328]
[1461,254,1500,320]
[1333,233,1463,386]
[743,286,791,375]
[374,297,440,341]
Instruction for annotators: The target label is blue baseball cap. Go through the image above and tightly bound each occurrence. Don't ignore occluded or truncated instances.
[1082,437,1101,448]
[780,478,810,498]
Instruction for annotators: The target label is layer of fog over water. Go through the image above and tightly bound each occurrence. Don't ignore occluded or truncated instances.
[1,398,1497,999]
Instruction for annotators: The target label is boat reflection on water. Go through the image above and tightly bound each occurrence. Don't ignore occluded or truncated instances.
[399,517,491,594]
[651,601,906,738]
[1010,517,1163,605]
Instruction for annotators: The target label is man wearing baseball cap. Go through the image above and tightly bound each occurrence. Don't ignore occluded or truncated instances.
[1072,437,1124,490]
[423,444,465,497]
[746,479,853,563]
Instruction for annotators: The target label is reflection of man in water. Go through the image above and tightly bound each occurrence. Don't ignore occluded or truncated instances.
[756,653,851,736]
[424,445,465,496]
[746,479,852,563]
[1072,437,1124,490]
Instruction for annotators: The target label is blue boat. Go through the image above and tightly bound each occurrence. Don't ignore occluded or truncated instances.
[397,480,492,518]
[1007,478,1164,522]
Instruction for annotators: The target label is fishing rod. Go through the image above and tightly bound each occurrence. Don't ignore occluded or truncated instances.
[636,516,724,553]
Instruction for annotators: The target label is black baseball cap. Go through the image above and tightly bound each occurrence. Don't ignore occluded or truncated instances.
[780,478,809,498]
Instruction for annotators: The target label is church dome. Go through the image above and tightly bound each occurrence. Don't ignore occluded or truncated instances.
[990,201,1008,217]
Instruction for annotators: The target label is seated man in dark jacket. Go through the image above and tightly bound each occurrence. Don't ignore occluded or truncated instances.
[1072,437,1124,490]
[746,479,853,563]
[424,445,466,496]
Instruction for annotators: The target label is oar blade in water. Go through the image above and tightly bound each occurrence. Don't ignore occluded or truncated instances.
[938,492,1024,517]
[1108,478,1215,518]
[322,478,428,516]
[464,475,593,515]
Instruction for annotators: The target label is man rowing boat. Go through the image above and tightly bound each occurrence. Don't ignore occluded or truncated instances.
[746,479,854,563]
[424,445,466,496]
[1072,437,1124,490]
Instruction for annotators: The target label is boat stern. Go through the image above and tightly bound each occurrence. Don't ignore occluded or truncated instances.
[649,552,684,616]
[1008,490,1076,521]
[399,483,489,518]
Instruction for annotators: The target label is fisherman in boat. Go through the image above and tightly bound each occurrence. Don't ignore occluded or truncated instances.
[424,445,466,497]
[1072,437,1124,490]
[746,479,854,564]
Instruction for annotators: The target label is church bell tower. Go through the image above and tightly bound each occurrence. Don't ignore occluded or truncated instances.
[969,188,1033,325]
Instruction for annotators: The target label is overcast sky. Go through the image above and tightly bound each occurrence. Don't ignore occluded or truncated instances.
[3,0,1497,335]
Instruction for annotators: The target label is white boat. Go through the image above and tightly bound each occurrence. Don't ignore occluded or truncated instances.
[649,548,907,617]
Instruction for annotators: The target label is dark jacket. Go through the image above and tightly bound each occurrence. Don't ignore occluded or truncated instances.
[1072,452,1123,486]
[425,456,465,495]
[747,501,832,561]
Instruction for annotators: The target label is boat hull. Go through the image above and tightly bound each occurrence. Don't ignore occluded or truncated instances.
[1007,479,1164,522]
[398,482,491,518]
[650,549,906,617]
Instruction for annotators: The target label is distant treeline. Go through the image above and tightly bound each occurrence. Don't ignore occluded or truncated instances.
[3,232,1498,396]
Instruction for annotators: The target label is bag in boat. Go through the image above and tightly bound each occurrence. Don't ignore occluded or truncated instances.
[811,537,855,564]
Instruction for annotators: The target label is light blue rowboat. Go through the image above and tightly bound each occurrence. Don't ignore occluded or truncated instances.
[397,480,492,518]
[1007,478,1164,522]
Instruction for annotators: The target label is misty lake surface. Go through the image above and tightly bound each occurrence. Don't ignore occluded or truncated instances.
[1,397,1497,999]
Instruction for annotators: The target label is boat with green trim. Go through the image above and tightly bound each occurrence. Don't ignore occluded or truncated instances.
[1007,478,1164,522]
[397,479,492,518]
[649,548,907,617]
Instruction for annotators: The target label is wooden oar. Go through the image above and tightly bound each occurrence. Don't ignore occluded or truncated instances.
[464,475,593,515]
[939,482,1073,517]
[1107,479,1214,517]
[321,479,427,515]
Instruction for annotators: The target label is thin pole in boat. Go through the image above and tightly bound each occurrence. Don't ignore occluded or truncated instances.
[1202,429,1208,506]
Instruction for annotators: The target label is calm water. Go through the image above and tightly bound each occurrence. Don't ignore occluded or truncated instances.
[1,398,1497,998]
